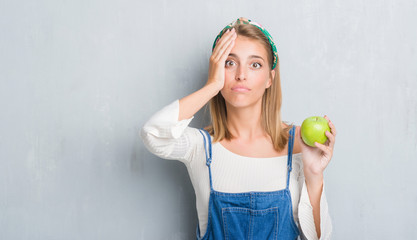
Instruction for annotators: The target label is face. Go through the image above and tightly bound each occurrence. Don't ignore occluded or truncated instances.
[220,36,275,109]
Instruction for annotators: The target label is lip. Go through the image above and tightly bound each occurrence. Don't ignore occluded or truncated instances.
[232,86,251,92]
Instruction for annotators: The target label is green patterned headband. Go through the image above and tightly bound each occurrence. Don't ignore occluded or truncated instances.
[212,17,278,70]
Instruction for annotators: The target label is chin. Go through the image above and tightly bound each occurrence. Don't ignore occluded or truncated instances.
[225,97,258,109]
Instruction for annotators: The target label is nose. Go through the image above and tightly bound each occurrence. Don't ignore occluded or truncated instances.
[235,65,247,81]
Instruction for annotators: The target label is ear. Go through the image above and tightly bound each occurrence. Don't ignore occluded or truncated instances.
[266,69,275,89]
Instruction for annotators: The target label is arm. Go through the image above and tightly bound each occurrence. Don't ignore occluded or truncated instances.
[295,117,337,239]
[140,99,197,163]
[178,83,220,121]
[141,27,237,162]
[139,83,219,163]
[179,27,237,121]
[298,173,332,240]
[304,172,324,238]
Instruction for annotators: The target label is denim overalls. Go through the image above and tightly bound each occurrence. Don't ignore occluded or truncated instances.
[196,125,300,240]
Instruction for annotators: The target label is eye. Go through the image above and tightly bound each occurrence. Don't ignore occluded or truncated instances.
[225,60,235,67]
[252,62,262,68]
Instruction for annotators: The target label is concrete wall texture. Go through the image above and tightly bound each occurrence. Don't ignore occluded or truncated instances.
[1,0,416,239]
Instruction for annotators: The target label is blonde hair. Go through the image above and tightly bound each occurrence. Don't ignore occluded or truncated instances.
[204,22,293,152]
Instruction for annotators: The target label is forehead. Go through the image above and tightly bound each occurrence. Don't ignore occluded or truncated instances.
[229,36,268,59]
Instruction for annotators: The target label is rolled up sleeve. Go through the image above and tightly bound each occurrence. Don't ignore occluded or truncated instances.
[140,99,198,165]
[298,178,333,240]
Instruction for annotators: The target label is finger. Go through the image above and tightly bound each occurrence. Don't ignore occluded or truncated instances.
[324,115,331,126]
[325,130,335,149]
[329,120,336,137]
[324,115,337,137]
[315,142,331,156]
[219,36,236,62]
[212,29,236,60]
[214,29,232,46]
[213,36,235,63]
[216,30,236,61]
[212,29,232,59]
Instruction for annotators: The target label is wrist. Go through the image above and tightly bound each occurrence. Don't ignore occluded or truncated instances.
[304,171,323,187]
[206,79,223,91]
[205,81,223,92]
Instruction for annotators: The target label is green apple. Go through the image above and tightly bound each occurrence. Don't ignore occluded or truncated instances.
[300,116,331,147]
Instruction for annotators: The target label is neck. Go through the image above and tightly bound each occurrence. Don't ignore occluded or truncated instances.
[225,99,267,142]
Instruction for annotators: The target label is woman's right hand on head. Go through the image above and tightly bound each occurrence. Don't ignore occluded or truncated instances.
[178,29,236,121]
[206,28,237,91]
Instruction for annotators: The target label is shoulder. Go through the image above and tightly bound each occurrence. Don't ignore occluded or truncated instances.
[183,127,212,160]
[275,122,302,155]
[292,125,302,154]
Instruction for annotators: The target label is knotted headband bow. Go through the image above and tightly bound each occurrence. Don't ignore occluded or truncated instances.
[211,17,278,70]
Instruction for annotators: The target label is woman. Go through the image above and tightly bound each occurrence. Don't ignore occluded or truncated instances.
[141,17,336,240]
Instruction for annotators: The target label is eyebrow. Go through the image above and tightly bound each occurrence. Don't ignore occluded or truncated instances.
[228,53,265,61]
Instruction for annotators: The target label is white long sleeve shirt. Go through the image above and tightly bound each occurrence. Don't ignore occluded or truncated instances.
[140,99,332,239]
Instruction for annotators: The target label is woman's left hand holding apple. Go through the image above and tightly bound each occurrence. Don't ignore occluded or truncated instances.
[296,115,336,239]
[296,115,337,180]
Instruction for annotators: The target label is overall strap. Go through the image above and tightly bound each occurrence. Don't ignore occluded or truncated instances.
[198,129,214,191]
[286,125,296,190]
